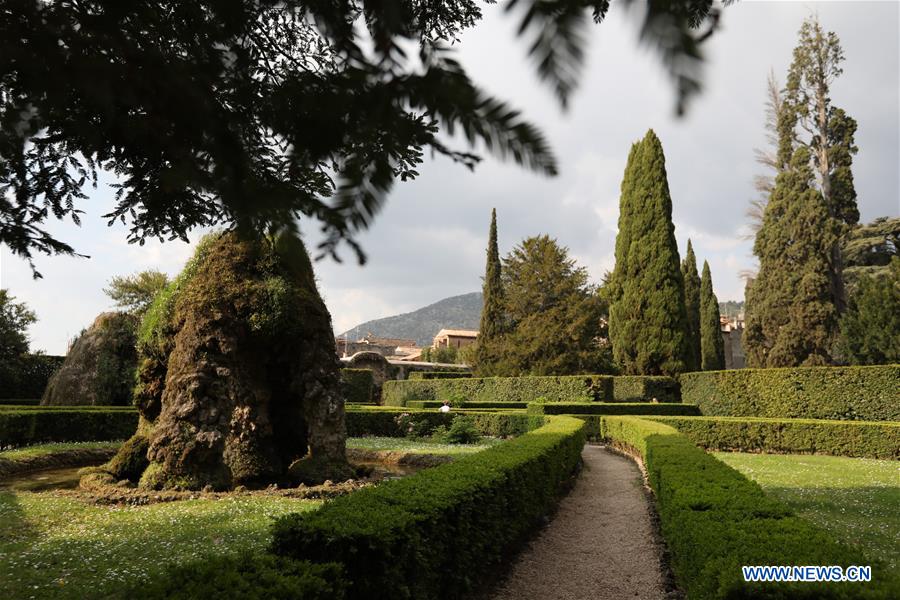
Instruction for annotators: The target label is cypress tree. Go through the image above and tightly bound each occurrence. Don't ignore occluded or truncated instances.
[475,208,505,375]
[609,130,690,376]
[744,147,841,367]
[838,257,900,365]
[699,261,725,370]
[681,239,702,371]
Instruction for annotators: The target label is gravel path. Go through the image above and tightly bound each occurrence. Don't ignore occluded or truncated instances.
[490,445,671,600]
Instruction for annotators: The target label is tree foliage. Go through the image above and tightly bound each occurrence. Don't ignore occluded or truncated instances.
[1,1,728,275]
[699,260,724,371]
[475,208,505,375]
[609,130,689,376]
[838,257,900,365]
[681,239,702,371]
[0,289,36,359]
[841,216,900,291]
[104,270,171,316]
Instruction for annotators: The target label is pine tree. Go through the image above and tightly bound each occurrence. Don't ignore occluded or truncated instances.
[744,147,841,367]
[475,208,505,376]
[609,130,690,376]
[699,261,725,370]
[681,239,702,371]
[838,257,900,365]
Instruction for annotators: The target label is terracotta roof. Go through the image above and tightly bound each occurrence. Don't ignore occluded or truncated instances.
[434,329,479,339]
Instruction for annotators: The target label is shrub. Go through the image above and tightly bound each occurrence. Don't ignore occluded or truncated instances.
[341,368,375,404]
[527,402,700,416]
[599,416,900,599]
[680,365,900,421]
[345,407,542,438]
[271,416,586,600]
[393,412,435,438]
[405,400,528,410]
[0,354,65,399]
[408,371,473,380]
[645,416,900,459]
[0,408,138,447]
[133,552,345,600]
[434,415,480,444]
[382,374,614,406]
[611,375,680,402]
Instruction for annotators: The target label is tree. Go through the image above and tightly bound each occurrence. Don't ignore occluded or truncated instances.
[841,216,900,292]
[745,70,786,240]
[1,1,728,274]
[744,147,841,367]
[493,235,610,376]
[104,270,171,316]
[609,130,690,376]
[681,239,702,371]
[475,208,505,376]
[0,289,36,359]
[838,257,900,365]
[699,261,725,370]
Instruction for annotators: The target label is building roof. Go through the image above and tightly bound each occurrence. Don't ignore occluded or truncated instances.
[433,329,479,339]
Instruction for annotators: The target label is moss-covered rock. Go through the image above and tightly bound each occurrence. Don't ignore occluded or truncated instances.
[41,312,138,406]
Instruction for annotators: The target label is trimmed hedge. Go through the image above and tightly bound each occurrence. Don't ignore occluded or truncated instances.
[680,365,900,421]
[408,371,473,380]
[0,354,65,399]
[345,407,541,438]
[382,374,615,406]
[612,375,680,402]
[341,368,375,404]
[0,409,138,447]
[271,416,586,600]
[645,416,900,459]
[527,402,700,416]
[406,400,528,410]
[0,398,40,406]
[600,416,899,599]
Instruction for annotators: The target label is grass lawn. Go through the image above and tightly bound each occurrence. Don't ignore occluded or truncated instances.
[0,491,319,599]
[715,452,900,572]
[346,435,503,455]
[0,441,121,461]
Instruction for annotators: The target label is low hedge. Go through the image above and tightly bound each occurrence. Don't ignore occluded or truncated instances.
[345,407,541,438]
[341,369,375,404]
[271,416,586,600]
[0,354,65,399]
[527,402,700,416]
[0,409,138,447]
[0,399,41,406]
[408,371,473,380]
[405,400,528,410]
[382,374,615,405]
[645,416,900,459]
[680,365,900,421]
[600,416,899,599]
[612,375,680,402]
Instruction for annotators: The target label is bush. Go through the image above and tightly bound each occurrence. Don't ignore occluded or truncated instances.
[433,415,480,444]
[394,412,436,438]
[599,416,900,599]
[408,371,473,380]
[271,416,586,600]
[345,407,541,438]
[0,408,138,447]
[0,354,65,399]
[611,375,680,402]
[680,365,900,421]
[382,374,614,406]
[405,400,528,410]
[0,399,40,406]
[133,552,345,600]
[645,416,900,459]
[341,369,375,404]
[527,402,700,416]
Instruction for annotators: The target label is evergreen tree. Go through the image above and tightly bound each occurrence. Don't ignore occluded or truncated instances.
[494,235,610,376]
[681,239,702,371]
[475,209,505,376]
[0,290,36,360]
[609,130,690,376]
[838,257,900,365]
[699,261,725,370]
[744,147,841,367]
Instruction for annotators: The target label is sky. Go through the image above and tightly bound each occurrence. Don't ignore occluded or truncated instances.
[2,1,899,355]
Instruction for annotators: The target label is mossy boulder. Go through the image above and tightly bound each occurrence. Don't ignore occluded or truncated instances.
[41,312,138,406]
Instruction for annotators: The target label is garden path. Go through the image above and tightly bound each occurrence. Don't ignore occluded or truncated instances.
[490,445,672,600]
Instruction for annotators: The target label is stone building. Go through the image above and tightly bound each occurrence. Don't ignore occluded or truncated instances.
[720,316,745,369]
[335,333,418,358]
[432,329,479,349]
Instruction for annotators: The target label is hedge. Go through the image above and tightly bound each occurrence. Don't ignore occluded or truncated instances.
[0,398,41,406]
[271,416,586,600]
[680,365,900,421]
[600,416,899,599]
[644,416,900,459]
[341,369,375,404]
[408,371,473,380]
[405,400,528,410]
[612,375,680,402]
[0,409,138,447]
[527,402,700,416]
[345,407,541,438]
[0,354,65,399]
[382,375,615,405]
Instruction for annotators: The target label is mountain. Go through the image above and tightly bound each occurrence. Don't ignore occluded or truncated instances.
[339,292,483,347]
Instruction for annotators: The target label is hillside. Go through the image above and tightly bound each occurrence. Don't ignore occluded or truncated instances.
[340,292,482,347]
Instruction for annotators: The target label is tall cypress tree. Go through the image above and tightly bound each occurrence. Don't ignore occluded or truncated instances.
[609,130,690,376]
[699,260,725,370]
[681,239,702,371]
[475,208,505,375]
[744,147,841,367]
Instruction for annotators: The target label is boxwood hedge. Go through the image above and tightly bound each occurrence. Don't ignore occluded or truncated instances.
[611,375,680,402]
[680,365,900,421]
[341,368,375,404]
[644,416,900,459]
[0,408,138,447]
[527,402,700,416]
[405,400,528,410]
[382,375,619,405]
[271,416,586,600]
[0,354,65,399]
[344,406,541,438]
[600,416,899,599]
[408,371,473,380]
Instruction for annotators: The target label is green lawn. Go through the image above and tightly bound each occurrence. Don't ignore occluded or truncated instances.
[715,452,900,571]
[0,441,121,461]
[0,491,319,599]
[346,435,503,455]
